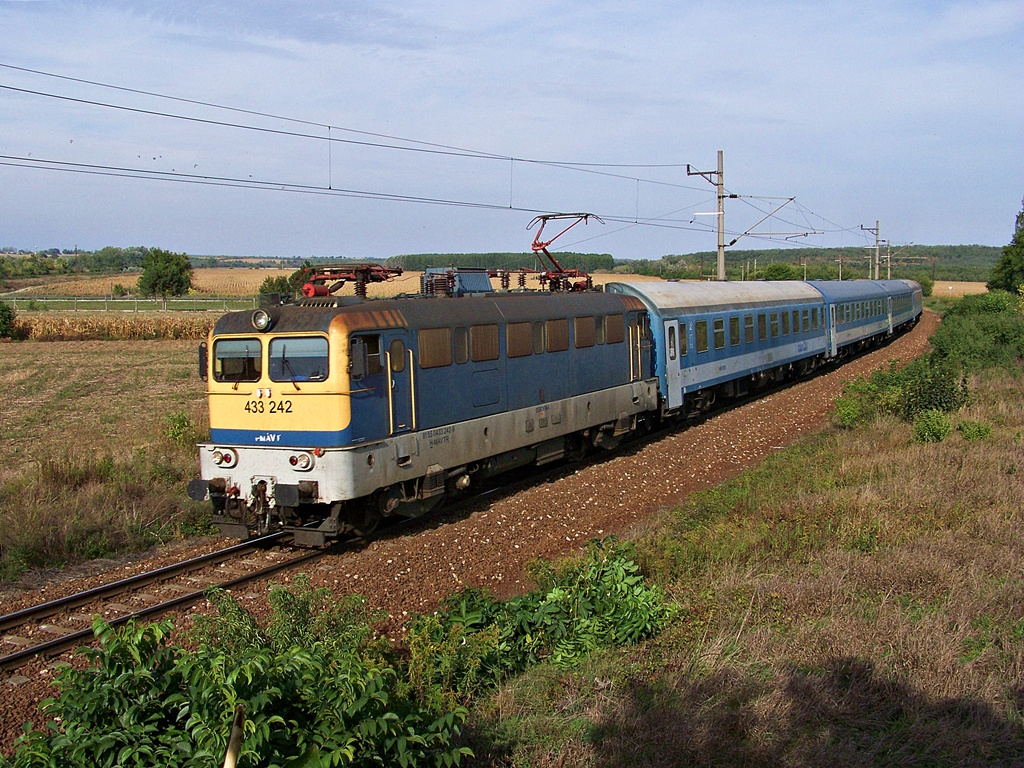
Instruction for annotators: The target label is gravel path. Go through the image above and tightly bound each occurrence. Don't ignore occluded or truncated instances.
[0,312,938,753]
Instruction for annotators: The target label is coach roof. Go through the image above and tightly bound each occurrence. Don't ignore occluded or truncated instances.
[606,280,824,316]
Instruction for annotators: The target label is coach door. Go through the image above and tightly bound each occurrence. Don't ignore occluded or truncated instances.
[887,296,894,334]
[664,321,683,409]
[383,332,414,435]
[828,305,838,357]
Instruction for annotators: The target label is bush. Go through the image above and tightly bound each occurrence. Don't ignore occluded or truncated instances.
[5,578,472,768]
[0,301,14,338]
[913,409,953,443]
[957,419,992,442]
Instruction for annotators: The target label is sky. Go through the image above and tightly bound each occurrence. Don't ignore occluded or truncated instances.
[1,0,1022,261]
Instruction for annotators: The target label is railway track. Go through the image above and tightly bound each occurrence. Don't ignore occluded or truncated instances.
[0,533,328,672]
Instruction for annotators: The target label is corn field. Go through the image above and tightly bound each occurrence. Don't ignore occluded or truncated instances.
[14,313,216,341]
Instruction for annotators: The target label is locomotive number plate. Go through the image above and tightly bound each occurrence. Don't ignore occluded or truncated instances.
[244,399,293,414]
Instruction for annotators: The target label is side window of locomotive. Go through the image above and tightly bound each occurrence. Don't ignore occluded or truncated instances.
[269,337,328,382]
[713,318,725,350]
[744,314,754,344]
[546,318,569,352]
[695,320,709,353]
[595,316,606,345]
[418,327,452,369]
[574,316,595,348]
[454,327,469,364]
[470,324,499,362]
[506,322,533,358]
[532,322,545,354]
[389,339,406,372]
[213,338,262,382]
[605,313,625,344]
[729,316,740,346]
[758,313,767,341]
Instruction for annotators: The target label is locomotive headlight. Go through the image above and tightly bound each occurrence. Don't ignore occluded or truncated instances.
[251,308,275,331]
[288,452,314,471]
[212,448,238,468]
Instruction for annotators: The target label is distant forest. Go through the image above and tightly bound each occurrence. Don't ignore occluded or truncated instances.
[0,243,1002,287]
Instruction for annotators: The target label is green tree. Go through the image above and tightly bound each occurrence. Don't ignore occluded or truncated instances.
[988,197,1024,293]
[759,262,800,281]
[137,248,193,303]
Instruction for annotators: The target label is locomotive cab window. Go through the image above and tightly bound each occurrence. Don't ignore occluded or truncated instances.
[213,339,262,383]
[269,337,328,382]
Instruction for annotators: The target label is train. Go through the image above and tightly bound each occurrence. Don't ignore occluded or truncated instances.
[187,268,922,545]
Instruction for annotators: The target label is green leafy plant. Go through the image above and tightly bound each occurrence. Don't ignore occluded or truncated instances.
[956,419,992,442]
[0,301,15,338]
[913,409,953,443]
[165,410,198,448]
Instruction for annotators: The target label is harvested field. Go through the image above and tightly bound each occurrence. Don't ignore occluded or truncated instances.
[932,280,988,297]
[14,268,660,298]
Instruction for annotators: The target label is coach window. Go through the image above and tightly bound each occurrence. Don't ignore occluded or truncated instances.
[574,316,596,348]
[802,308,810,332]
[506,322,533,358]
[793,310,800,334]
[668,325,677,360]
[770,312,779,339]
[270,337,328,382]
[744,314,755,344]
[730,316,741,346]
[470,324,499,362]
[419,327,452,369]
[213,338,262,383]
[781,311,790,336]
[605,313,625,344]
[547,318,569,352]
[696,320,709,353]
[713,317,726,349]
[453,327,468,364]
[679,322,688,355]
[758,314,767,341]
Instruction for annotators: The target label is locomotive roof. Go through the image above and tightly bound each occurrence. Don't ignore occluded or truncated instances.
[606,280,824,315]
[211,290,644,336]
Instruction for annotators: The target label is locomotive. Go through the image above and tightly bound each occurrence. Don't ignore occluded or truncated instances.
[187,266,922,545]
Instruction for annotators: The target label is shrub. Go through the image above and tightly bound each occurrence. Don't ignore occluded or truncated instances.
[913,409,953,443]
[5,580,472,768]
[957,419,992,442]
[165,410,198,448]
[0,301,14,338]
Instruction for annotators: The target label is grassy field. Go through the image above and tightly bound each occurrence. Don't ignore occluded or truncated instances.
[470,368,1024,765]
[0,339,210,579]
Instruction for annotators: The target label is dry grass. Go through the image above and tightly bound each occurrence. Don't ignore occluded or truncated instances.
[933,281,988,298]
[0,340,209,579]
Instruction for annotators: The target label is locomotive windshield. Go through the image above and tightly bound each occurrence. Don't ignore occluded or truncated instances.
[269,337,328,382]
[213,338,261,382]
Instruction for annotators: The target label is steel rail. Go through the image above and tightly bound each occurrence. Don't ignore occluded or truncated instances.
[0,541,325,672]
[0,532,287,634]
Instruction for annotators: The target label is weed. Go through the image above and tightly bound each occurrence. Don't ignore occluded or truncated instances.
[913,409,953,443]
[957,418,993,442]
